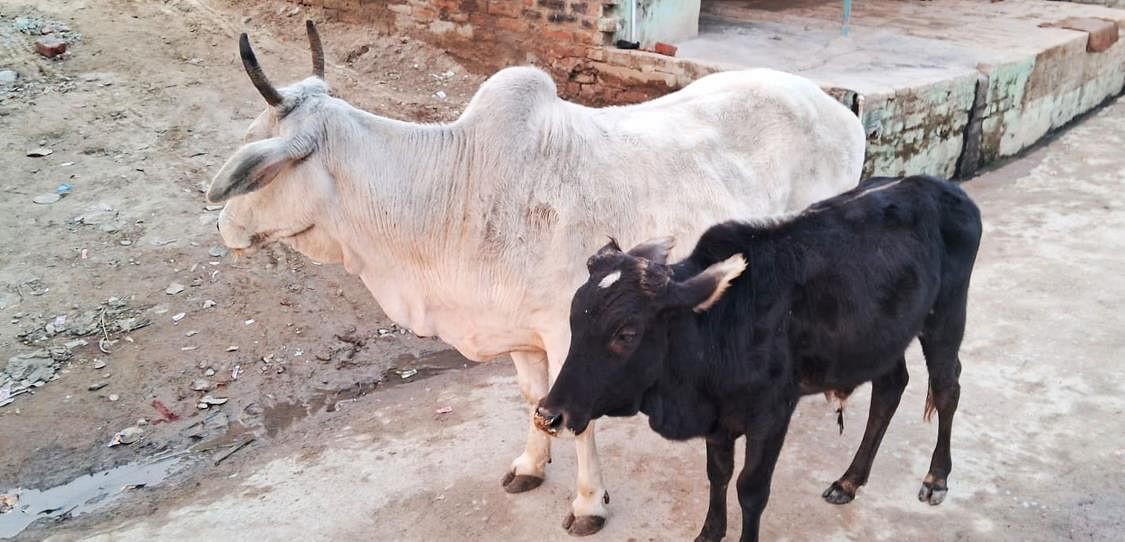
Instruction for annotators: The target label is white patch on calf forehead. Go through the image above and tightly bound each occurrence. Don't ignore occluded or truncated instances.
[598,271,622,289]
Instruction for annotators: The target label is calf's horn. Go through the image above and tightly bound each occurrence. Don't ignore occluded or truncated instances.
[239,33,284,106]
[306,20,325,79]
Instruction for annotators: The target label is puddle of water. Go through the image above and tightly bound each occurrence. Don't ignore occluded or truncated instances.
[0,456,187,539]
[258,350,475,435]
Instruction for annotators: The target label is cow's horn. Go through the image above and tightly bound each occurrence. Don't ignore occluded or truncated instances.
[306,20,325,79]
[239,33,283,106]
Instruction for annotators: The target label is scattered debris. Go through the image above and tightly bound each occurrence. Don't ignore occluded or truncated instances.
[199,395,228,407]
[208,246,228,257]
[0,69,17,86]
[93,359,106,369]
[151,399,179,423]
[244,319,254,325]
[26,147,53,157]
[231,365,241,380]
[185,330,199,337]
[433,90,447,100]
[88,381,108,391]
[398,368,419,380]
[165,283,185,295]
[213,438,255,466]
[108,394,119,402]
[190,379,211,392]
[0,493,16,514]
[172,312,186,323]
[33,193,61,205]
[204,368,216,377]
[56,183,73,195]
[436,406,453,414]
[203,300,217,309]
[107,426,144,447]
[225,345,238,352]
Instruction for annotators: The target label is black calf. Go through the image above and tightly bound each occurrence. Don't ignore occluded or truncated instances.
[535,175,982,541]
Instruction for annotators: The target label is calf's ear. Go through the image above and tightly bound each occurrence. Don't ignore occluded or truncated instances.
[666,254,747,312]
[627,236,675,264]
[207,137,301,203]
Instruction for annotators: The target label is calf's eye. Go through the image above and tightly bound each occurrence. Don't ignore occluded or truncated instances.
[608,327,638,355]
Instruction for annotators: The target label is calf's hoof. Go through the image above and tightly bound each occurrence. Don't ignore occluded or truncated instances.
[917,479,948,505]
[501,471,544,494]
[563,512,606,536]
[821,480,857,505]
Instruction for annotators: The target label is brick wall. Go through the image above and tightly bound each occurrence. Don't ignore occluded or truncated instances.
[297,0,684,104]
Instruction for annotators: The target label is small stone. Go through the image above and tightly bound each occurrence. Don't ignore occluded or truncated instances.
[190,378,211,391]
[88,381,108,391]
[197,402,209,410]
[225,345,238,352]
[186,330,199,337]
[119,240,132,246]
[203,300,217,309]
[136,418,148,426]
[165,283,185,295]
[204,204,223,212]
[172,312,186,323]
[36,37,68,58]
[26,147,53,157]
[199,395,228,406]
[93,359,106,369]
[204,368,216,377]
[110,426,144,446]
[108,394,119,402]
[33,193,60,205]
[208,246,228,258]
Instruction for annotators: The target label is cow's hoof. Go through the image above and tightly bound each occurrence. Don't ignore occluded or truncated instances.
[501,471,544,494]
[821,480,857,505]
[563,512,606,536]
[917,479,948,505]
[694,532,723,542]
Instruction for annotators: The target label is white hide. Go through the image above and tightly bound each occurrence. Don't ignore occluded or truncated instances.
[212,66,866,364]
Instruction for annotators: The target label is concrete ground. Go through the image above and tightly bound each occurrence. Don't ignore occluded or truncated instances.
[50,96,1125,541]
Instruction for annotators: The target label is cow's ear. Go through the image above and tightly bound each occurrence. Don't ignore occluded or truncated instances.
[665,254,746,312]
[627,236,675,264]
[207,138,297,203]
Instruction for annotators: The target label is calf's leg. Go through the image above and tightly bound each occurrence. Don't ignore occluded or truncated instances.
[696,433,736,542]
[917,291,968,506]
[918,338,961,505]
[737,408,794,542]
[504,350,551,493]
[823,357,909,504]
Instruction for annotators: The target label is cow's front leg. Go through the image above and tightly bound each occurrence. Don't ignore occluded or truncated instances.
[504,350,551,493]
[543,333,609,536]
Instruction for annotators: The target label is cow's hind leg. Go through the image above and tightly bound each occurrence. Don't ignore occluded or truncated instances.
[917,292,968,505]
[823,357,909,504]
[503,350,551,493]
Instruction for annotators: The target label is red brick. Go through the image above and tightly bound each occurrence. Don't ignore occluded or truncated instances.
[653,42,677,57]
[542,29,572,42]
[488,1,523,17]
[1040,17,1120,53]
[35,37,67,58]
[496,16,529,33]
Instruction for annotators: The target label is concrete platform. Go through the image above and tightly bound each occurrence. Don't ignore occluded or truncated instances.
[674,0,1125,178]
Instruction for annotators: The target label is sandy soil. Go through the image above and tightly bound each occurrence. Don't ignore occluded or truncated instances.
[2,0,1123,541]
[0,0,484,527]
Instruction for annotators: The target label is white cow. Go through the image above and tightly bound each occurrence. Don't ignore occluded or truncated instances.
[208,22,866,536]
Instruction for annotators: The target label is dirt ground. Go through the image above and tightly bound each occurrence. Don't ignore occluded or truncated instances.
[1,0,486,535]
[2,0,1124,541]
